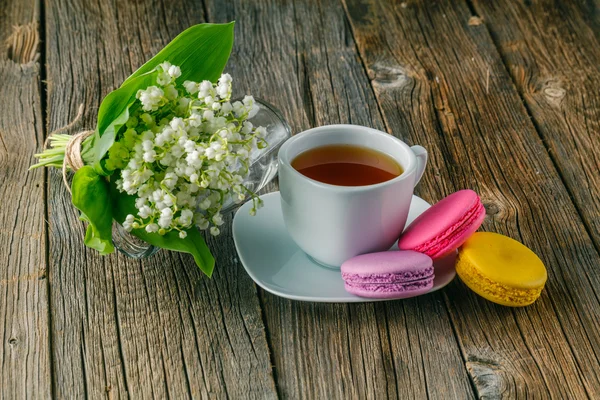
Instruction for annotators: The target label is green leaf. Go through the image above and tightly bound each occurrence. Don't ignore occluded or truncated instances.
[123,22,235,85]
[93,22,235,169]
[71,166,115,255]
[108,180,215,277]
[92,72,156,173]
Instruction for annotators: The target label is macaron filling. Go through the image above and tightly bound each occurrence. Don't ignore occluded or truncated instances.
[342,266,434,284]
[413,200,485,258]
[457,254,542,306]
[344,276,434,293]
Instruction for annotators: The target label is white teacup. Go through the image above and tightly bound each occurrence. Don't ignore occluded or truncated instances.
[278,124,427,267]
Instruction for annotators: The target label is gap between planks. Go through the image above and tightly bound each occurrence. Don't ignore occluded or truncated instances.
[37,0,59,396]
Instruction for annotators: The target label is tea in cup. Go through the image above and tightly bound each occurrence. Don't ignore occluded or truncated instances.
[278,124,427,267]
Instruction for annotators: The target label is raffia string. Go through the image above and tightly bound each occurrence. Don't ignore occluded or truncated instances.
[45,104,95,194]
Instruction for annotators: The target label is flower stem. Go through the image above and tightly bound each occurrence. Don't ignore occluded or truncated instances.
[30,134,96,170]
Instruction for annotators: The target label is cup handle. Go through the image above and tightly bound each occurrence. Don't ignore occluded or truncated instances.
[410,145,427,186]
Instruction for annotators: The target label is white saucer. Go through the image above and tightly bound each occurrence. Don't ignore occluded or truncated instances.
[232,192,456,302]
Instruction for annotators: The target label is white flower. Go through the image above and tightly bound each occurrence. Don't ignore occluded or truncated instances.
[199,80,213,97]
[189,112,203,127]
[168,65,181,79]
[210,226,220,236]
[212,213,224,226]
[217,85,229,98]
[180,167,192,178]
[203,110,214,121]
[137,86,164,111]
[179,209,193,226]
[221,102,233,114]
[249,107,259,119]
[216,76,232,98]
[256,126,267,138]
[205,147,215,159]
[139,205,152,218]
[171,144,184,158]
[158,208,173,228]
[159,61,172,71]
[123,214,135,231]
[183,80,199,94]
[135,197,145,208]
[183,140,196,153]
[241,121,253,134]
[155,133,167,147]
[219,129,232,139]
[163,195,174,207]
[170,117,185,131]
[157,72,171,86]
[142,140,153,151]
[243,95,254,107]
[163,172,178,189]
[143,150,156,163]
[199,197,212,210]
[232,101,244,117]
[179,231,187,239]
[219,73,232,84]
[146,223,159,233]
[194,215,209,230]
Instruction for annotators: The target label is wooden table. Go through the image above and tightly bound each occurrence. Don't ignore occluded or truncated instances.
[2,0,599,398]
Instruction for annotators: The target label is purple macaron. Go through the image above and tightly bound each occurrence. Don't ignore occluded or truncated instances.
[341,251,434,299]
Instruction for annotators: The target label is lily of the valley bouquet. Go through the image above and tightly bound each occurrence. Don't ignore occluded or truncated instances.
[32,23,265,276]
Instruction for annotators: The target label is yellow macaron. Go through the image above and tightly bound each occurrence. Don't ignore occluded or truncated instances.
[456,232,547,306]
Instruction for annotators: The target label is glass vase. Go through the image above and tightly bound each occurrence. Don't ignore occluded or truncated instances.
[112,98,292,259]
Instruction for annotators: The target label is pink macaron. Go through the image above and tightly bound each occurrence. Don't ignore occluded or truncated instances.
[341,251,434,299]
[398,189,486,259]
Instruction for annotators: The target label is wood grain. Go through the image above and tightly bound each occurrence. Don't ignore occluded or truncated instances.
[4,0,600,396]
[44,0,276,398]
[207,0,475,398]
[343,0,600,397]
[470,0,600,282]
[468,1,600,395]
[0,0,51,399]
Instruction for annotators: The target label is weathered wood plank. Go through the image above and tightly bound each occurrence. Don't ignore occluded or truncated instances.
[468,1,600,395]
[343,0,600,397]
[572,0,600,43]
[470,0,600,279]
[208,0,475,398]
[45,1,277,398]
[0,1,51,399]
